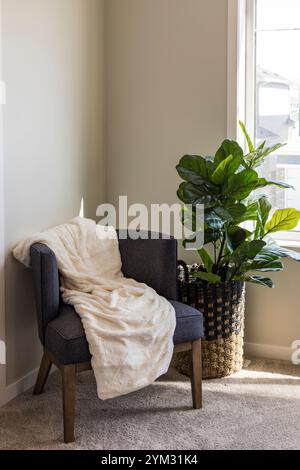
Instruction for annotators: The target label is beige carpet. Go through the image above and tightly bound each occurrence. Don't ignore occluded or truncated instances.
[0,358,300,450]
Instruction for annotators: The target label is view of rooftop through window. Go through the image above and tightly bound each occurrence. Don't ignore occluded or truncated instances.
[254,0,300,220]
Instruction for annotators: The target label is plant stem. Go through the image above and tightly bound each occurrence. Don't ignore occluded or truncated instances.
[216,234,226,269]
[230,263,242,282]
[213,242,217,265]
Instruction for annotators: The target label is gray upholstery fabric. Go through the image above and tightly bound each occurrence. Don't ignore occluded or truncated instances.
[170,300,203,344]
[45,305,91,364]
[45,301,203,364]
[31,244,60,345]
[117,231,178,301]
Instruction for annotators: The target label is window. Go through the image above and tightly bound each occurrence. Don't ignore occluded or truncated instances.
[242,0,300,240]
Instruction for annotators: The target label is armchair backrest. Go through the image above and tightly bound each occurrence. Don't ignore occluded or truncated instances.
[31,232,178,345]
[118,231,178,301]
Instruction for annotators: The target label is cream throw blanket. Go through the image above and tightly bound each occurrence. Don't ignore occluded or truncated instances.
[13,217,176,400]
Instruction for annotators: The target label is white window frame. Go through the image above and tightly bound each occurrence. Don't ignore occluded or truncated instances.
[228,0,257,144]
[228,0,300,246]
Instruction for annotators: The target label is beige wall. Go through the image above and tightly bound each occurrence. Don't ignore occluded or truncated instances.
[105,0,228,263]
[245,259,300,356]
[105,0,228,210]
[2,0,105,385]
[105,0,300,358]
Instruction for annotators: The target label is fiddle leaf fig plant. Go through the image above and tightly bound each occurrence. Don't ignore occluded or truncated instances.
[176,121,300,288]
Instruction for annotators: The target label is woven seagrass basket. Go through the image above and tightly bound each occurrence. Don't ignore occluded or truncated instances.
[175,261,246,379]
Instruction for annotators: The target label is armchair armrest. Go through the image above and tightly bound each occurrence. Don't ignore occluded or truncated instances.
[30,243,60,345]
[117,231,178,301]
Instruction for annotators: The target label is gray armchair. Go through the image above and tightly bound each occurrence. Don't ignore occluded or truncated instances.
[30,232,204,443]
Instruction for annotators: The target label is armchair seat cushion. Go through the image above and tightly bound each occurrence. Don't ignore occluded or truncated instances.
[45,301,203,365]
[45,305,92,365]
[169,300,204,345]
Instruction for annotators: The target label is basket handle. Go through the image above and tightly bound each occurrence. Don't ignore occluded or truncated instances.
[178,260,189,283]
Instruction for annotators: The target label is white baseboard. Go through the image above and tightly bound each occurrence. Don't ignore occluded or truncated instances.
[0,365,57,408]
[0,367,39,407]
[245,342,292,362]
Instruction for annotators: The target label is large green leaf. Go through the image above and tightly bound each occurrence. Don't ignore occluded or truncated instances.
[278,247,300,261]
[211,154,242,185]
[205,158,215,178]
[177,182,217,207]
[245,144,283,168]
[176,155,208,185]
[203,229,222,245]
[225,169,259,201]
[226,226,247,252]
[176,156,218,195]
[214,140,244,167]
[239,121,254,153]
[180,206,198,232]
[258,196,272,227]
[256,178,294,190]
[205,210,225,230]
[261,240,300,262]
[258,143,285,158]
[237,275,275,288]
[231,240,266,263]
[245,143,286,169]
[213,206,233,223]
[226,241,266,281]
[242,259,284,272]
[265,208,300,234]
[192,271,221,284]
[239,121,255,152]
[177,182,201,204]
[252,249,280,264]
[198,248,214,273]
[256,196,272,237]
[236,201,259,223]
[225,202,247,220]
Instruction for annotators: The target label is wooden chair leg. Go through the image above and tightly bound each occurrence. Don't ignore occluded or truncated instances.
[33,352,52,395]
[62,364,76,444]
[190,339,203,409]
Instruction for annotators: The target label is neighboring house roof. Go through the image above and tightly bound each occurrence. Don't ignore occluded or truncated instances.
[257,66,290,87]
[257,126,279,139]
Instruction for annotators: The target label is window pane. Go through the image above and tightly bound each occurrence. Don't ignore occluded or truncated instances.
[257,0,300,31]
[255,1,300,217]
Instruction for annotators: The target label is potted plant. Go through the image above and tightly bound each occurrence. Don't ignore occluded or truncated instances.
[175,122,300,379]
